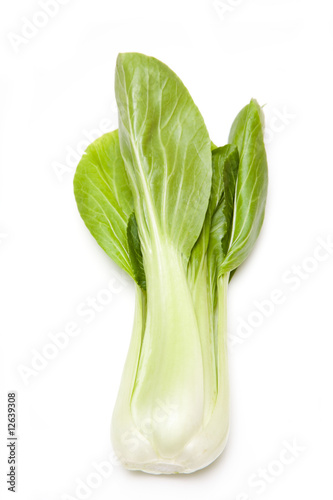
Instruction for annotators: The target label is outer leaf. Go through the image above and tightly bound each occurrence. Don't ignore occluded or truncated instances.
[219,99,268,274]
[74,129,134,278]
[127,213,146,290]
[115,52,212,258]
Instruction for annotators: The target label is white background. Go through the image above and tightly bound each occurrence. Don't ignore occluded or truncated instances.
[1,0,333,498]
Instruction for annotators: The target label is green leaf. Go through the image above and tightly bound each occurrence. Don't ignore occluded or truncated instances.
[115,52,212,259]
[189,144,237,276]
[217,145,240,259]
[73,129,134,278]
[127,213,146,290]
[207,145,239,281]
[219,99,268,274]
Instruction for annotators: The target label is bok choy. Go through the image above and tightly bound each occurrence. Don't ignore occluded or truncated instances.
[74,52,268,474]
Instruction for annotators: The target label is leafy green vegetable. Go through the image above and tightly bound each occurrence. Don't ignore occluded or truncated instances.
[73,52,268,475]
